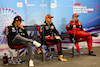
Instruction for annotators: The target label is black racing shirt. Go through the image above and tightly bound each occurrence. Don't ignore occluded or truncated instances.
[6,24,28,40]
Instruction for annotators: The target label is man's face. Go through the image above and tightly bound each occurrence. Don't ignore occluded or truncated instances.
[46,18,52,23]
[15,20,22,26]
[73,16,78,21]
[17,20,22,26]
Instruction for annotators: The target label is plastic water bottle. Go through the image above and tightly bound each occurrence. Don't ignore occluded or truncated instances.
[3,53,9,65]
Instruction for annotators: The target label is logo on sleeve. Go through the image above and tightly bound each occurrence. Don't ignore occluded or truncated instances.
[12,27,16,32]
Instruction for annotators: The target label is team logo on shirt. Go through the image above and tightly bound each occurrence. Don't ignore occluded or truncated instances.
[79,25,81,28]
[73,25,76,28]
[12,27,16,32]
[21,33,25,35]
[6,28,9,35]
[67,24,70,27]
[79,23,81,25]
[45,26,49,30]
[40,26,43,32]
[19,29,22,32]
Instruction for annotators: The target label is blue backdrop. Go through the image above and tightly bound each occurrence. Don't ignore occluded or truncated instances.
[0,0,100,59]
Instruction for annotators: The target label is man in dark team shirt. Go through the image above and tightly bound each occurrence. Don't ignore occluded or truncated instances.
[6,16,41,66]
[40,14,67,61]
[66,13,98,56]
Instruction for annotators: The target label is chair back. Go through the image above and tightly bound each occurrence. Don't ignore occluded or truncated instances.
[7,39,15,49]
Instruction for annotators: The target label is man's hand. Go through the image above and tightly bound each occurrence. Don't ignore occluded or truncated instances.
[18,25,24,30]
[55,36,62,41]
[91,34,98,37]
[50,26,54,30]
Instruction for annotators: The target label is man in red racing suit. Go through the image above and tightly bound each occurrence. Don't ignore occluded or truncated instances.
[66,13,98,56]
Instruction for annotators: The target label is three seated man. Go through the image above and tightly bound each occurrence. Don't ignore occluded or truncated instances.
[5,13,98,67]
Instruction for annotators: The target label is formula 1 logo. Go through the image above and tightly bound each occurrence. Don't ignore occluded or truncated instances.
[73,3,98,13]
